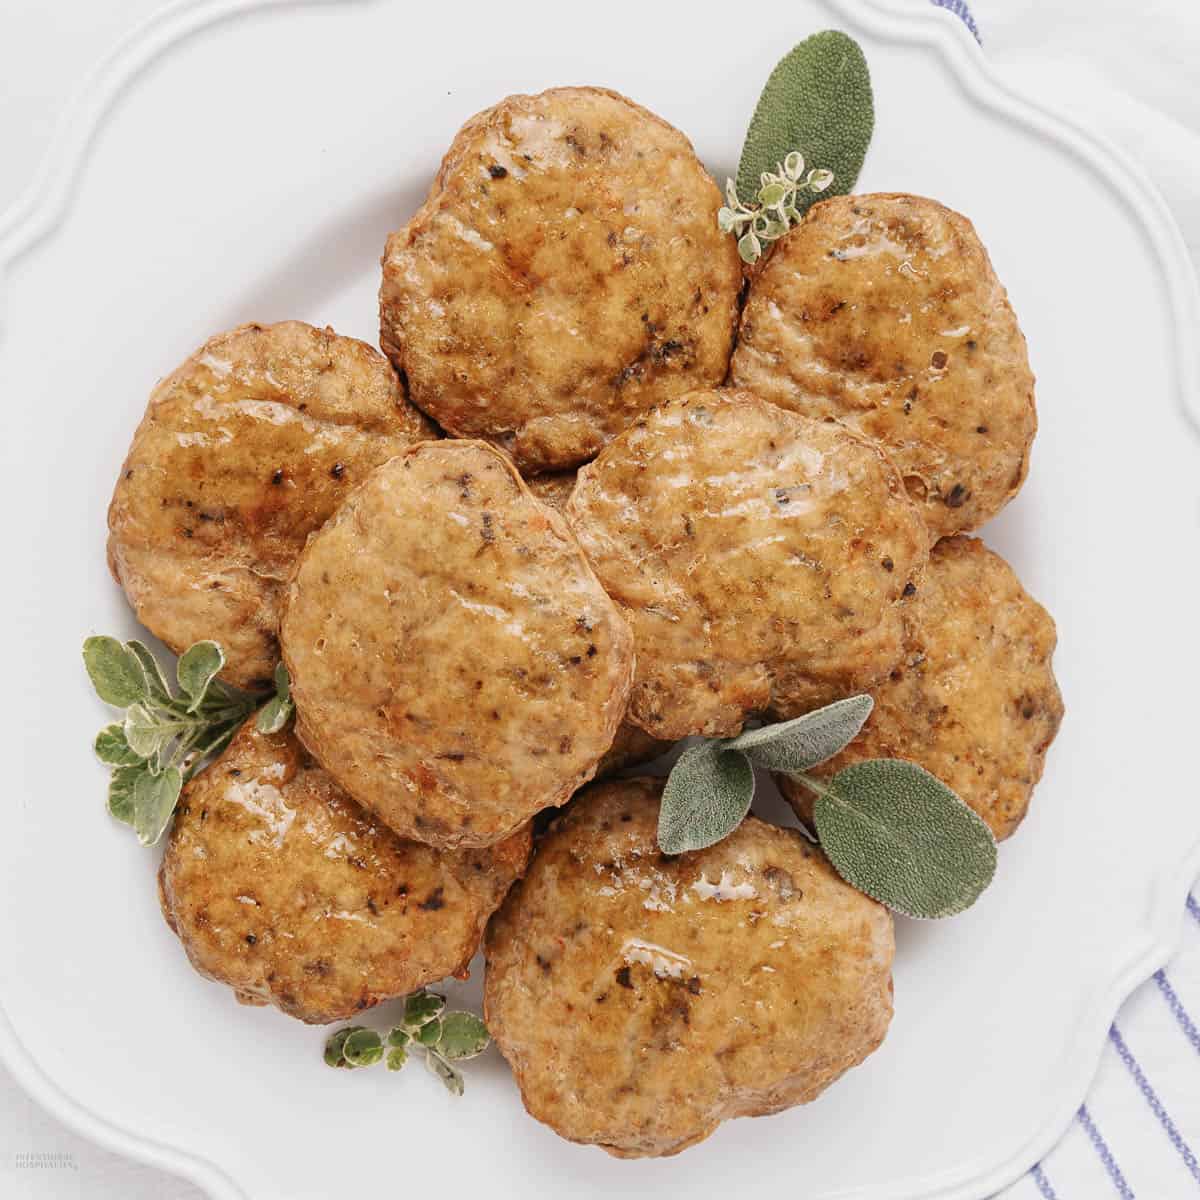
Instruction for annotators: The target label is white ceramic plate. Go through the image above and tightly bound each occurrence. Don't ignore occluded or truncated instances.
[3,1,1199,1197]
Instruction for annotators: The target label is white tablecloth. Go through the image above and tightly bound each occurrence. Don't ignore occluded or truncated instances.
[2,2,1197,1196]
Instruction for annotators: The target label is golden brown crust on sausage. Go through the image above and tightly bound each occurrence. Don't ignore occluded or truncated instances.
[380,87,742,472]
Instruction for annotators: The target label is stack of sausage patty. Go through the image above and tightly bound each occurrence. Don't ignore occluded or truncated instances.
[107,86,1062,1157]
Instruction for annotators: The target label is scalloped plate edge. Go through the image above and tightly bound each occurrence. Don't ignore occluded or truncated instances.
[0,2,1197,1198]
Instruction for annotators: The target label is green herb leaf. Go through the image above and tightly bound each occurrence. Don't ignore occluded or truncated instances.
[123,704,174,760]
[386,1045,409,1071]
[415,1018,443,1047]
[811,759,997,919]
[273,662,291,704]
[83,637,147,708]
[341,1029,384,1068]
[94,723,145,767]
[386,1027,411,1048]
[726,695,873,774]
[403,991,446,1028]
[255,696,290,735]
[324,1026,364,1068]
[107,764,146,825]
[736,30,874,210]
[657,742,755,855]
[177,641,225,712]
[437,1012,490,1061]
[126,641,172,704]
[425,1051,465,1097]
[131,765,182,846]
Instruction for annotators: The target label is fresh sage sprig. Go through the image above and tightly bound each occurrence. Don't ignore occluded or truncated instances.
[719,156,834,264]
[720,30,875,263]
[324,989,490,1097]
[656,695,997,919]
[83,636,293,846]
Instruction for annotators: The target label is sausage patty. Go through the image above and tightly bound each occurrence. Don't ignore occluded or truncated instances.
[780,535,1063,840]
[484,778,894,1157]
[732,194,1036,541]
[280,440,635,849]
[380,87,742,472]
[159,722,529,1024]
[107,321,433,689]
[565,389,928,739]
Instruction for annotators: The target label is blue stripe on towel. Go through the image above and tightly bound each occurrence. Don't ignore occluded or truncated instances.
[1188,893,1200,928]
[1078,1103,1137,1199]
[929,0,982,44]
[1031,1162,1060,1199]
[1154,969,1200,1057]
[1108,1025,1200,1184]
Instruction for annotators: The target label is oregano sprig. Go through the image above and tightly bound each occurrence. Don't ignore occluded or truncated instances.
[83,636,293,846]
[655,695,998,919]
[719,156,834,264]
[719,30,875,263]
[324,990,490,1096]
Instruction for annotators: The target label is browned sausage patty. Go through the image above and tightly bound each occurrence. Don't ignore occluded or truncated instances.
[280,440,635,849]
[107,321,433,689]
[779,536,1063,840]
[380,87,742,472]
[732,194,1036,541]
[159,722,529,1024]
[485,778,894,1157]
[565,389,928,739]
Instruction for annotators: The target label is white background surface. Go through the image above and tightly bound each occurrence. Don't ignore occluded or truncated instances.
[2,2,1198,1197]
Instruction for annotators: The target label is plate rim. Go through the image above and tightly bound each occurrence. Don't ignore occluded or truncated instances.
[1,1,1198,1197]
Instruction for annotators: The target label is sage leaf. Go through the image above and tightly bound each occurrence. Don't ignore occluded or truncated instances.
[437,1012,490,1061]
[107,764,145,825]
[94,724,145,767]
[426,1051,464,1097]
[404,991,445,1028]
[342,1029,384,1068]
[131,765,182,847]
[126,641,172,704]
[324,1026,359,1068]
[83,637,147,707]
[177,641,225,712]
[657,742,754,855]
[812,759,997,919]
[726,695,873,774]
[736,30,874,210]
[386,1046,409,1072]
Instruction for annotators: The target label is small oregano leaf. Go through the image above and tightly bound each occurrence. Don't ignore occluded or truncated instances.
[82,637,147,708]
[107,764,145,826]
[386,1046,409,1072]
[812,759,997,919]
[726,695,873,774]
[403,991,446,1028]
[255,696,290,735]
[426,1051,465,1097]
[657,742,755,855]
[415,1018,444,1048]
[94,724,145,767]
[736,30,874,209]
[123,704,173,760]
[131,765,182,847]
[342,1029,384,1068]
[177,641,225,711]
[126,641,172,704]
[324,1026,363,1068]
[437,1012,490,1061]
[273,661,291,704]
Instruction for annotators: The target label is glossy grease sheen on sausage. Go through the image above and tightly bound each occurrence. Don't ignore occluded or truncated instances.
[280,441,634,849]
